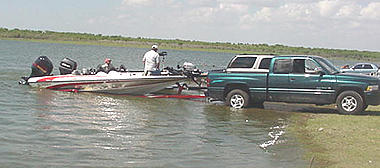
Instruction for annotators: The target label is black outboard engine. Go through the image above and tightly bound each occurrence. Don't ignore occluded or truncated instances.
[30,56,53,77]
[59,58,77,75]
[19,56,53,85]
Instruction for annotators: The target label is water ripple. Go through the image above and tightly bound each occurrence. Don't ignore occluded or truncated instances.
[259,119,287,149]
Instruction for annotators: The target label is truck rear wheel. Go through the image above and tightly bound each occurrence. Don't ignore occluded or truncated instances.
[225,89,250,108]
[336,91,364,115]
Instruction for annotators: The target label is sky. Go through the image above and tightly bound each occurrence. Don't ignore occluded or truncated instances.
[1,0,380,51]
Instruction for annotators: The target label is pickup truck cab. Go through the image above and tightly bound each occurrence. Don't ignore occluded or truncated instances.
[206,54,380,114]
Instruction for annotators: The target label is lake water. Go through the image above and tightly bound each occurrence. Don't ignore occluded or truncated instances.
[0,40,311,167]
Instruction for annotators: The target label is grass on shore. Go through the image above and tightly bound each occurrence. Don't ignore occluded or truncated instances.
[0,37,262,54]
[289,106,380,168]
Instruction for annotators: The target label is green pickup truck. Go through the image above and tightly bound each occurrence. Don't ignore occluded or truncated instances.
[206,54,380,114]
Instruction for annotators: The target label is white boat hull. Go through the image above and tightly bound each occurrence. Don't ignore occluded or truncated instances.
[27,71,187,95]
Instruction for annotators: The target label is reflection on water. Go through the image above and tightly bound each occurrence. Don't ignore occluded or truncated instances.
[259,122,286,149]
[13,90,307,167]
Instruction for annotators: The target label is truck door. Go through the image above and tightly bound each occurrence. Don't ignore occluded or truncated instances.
[287,58,335,104]
[268,58,292,102]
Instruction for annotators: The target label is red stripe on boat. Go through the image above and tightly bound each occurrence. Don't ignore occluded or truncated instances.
[37,76,73,82]
[37,75,106,82]
[56,89,79,93]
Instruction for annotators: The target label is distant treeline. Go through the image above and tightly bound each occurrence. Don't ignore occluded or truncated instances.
[1,27,379,60]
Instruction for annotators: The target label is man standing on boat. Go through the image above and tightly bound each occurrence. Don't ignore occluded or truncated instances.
[143,45,160,75]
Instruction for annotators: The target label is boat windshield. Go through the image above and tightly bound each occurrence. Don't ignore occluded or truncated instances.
[314,57,340,74]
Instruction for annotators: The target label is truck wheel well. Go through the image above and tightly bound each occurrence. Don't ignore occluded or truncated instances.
[336,87,365,102]
[224,84,250,98]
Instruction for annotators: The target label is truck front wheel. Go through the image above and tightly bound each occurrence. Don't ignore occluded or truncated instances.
[225,89,250,108]
[336,91,364,115]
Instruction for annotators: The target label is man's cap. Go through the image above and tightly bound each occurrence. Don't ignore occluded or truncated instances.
[152,45,158,49]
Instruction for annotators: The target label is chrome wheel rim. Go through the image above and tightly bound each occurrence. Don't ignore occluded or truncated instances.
[341,96,357,112]
[230,94,245,108]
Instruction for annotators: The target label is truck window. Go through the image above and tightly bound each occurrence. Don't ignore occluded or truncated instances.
[228,57,257,68]
[292,59,321,74]
[314,57,339,74]
[273,59,291,74]
[258,58,272,69]
[292,59,305,73]
[305,59,320,74]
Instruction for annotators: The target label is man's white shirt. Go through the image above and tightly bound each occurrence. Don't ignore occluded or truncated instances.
[143,50,160,72]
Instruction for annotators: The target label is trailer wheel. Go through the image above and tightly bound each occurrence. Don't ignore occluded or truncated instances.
[225,89,250,108]
[336,91,364,115]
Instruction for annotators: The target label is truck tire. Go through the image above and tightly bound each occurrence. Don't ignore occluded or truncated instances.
[225,89,250,108]
[336,91,364,115]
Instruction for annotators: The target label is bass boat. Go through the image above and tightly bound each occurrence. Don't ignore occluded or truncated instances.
[19,56,201,95]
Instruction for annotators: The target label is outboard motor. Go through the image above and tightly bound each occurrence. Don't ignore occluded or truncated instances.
[19,56,53,85]
[59,58,77,75]
[30,56,53,77]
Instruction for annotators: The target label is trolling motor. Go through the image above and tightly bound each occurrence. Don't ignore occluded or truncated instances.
[162,61,206,94]
[158,51,168,69]
[159,51,167,56]
[19,56,54,85]
[176,62,205,88]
